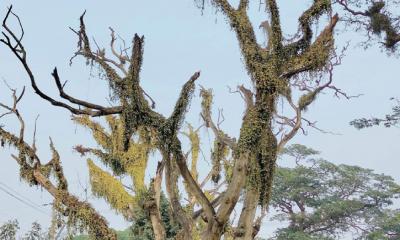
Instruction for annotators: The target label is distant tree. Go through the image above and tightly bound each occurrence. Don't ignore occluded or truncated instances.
[0,220,47,240]
[364,209,400,239]
[0,220,19,240]
[351,98,400,129]
[269,144,400,240]
[22,222,46,240]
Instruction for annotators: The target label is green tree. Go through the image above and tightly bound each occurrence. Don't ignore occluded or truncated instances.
[270,144,400,240]
[131,194,180,240]
[0,1,399,239]
[364,210,400,240]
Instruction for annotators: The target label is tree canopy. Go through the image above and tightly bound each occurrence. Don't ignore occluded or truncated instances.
[270,144,400,239]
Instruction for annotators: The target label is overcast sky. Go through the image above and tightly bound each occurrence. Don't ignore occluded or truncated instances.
[0,1,399,238]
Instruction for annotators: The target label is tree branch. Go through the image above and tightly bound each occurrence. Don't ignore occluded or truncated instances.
[1,8,122,117]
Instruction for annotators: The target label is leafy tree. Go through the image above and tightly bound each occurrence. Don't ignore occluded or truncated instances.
[0,220,19,240]
[0,1,399,239]
[364,210,400,240]
[269,144,400,240]
[0,220,47,240]
[22,222,46,240]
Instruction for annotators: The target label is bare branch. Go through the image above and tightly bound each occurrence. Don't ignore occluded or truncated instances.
[170,138,216,224]
[200,87,236,150]
[52,68,118,111]
[70,11,123,83]
[277,96,301,151]
[337,0,367,16]
[1,8,123,117]
[0,86,26,141]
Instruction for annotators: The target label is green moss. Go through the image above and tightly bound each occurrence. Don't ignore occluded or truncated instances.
[211,138,229,183]
[199,88,213,126]
[237,107,263,153]
[223,159,233,183]
[366,1,399,49]
[298,90,318,111]
[72,115,111,151]
[257,130,278,206]
[75,115,153,191]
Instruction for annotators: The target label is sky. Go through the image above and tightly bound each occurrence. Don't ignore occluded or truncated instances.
[0,0,399,238]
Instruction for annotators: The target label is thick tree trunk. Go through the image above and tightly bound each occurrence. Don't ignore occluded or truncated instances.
[235,188,260,239]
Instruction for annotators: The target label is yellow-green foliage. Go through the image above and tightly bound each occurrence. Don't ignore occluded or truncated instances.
[73,115,111,150]
[123,144,149,190]
[298,90,318,111]
[204,190,215,202]
[223,159,233,183]
[87,159,136,218]
[105,115,124,152]
[75,114,152,191]
[183,124,200,181]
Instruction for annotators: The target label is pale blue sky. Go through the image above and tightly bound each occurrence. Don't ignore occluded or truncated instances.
[0,1,399,238]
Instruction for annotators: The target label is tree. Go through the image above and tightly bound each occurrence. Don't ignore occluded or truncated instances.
[0,220,47,240]
[269,144,400,240]
[0,220,19,240]
[0,1,398,239]
[22,222,46,240]
[350,98,400,129]
[364,210,400,240]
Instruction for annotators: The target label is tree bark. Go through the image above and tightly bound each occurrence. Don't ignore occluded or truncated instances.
[235,188,260,239]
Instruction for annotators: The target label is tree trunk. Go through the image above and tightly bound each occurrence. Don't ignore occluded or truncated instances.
[235,188,260,239]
